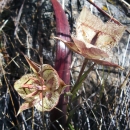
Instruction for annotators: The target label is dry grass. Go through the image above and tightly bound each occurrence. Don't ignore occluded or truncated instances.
[0,0,129,130]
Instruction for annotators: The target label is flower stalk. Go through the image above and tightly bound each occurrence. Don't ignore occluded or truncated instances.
[71,63,96,100]
[75,58,88,84]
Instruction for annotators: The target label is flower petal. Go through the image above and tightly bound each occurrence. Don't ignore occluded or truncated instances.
[17,99,40,115]
[40,64,66,90]
[35,91,60,111]
[35,84,66,112]
[72,37,109,59]
[92,59,123,69]
[54,37,81,54]
[76,6,126,48]
[23,54,40,74]
[14,74,39,102]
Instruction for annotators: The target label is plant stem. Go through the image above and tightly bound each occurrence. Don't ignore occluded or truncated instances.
[72,58,88,91]
[71,62,96,100]
[50,0,71,129]
[67,62,95,125]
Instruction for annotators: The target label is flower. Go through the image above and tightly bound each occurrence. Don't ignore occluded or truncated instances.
[14,55,67,115]
[54,7,126,69]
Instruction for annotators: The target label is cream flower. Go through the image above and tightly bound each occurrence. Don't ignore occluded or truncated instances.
[54,7,126,68]
[14,55,66,115]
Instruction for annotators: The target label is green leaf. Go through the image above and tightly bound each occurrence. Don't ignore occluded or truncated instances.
[69,124,75,130]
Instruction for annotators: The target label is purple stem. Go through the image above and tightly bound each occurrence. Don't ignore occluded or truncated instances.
[50,0,71,129]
